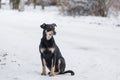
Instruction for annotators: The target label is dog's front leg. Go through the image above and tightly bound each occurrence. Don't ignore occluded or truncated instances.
[50,54,56,76]
[41,54,46,75]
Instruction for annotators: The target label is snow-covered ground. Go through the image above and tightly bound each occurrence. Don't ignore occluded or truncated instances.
[0,6,120,80]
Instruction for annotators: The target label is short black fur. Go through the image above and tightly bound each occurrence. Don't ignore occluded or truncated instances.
[39,23,75,76]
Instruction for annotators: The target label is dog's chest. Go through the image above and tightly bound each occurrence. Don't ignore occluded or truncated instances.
[40,47,55,54]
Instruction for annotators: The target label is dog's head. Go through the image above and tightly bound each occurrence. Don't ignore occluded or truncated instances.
[40,23,57,40]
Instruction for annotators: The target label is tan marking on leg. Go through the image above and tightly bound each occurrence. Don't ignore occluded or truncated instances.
[58,59,61,73]
[41,67,46,75]
[50,67,55,76]
[50,59,55,76]
[41,59,46,75]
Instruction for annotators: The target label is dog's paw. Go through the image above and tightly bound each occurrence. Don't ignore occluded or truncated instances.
[49,72,55,76]
[41,73,46,76]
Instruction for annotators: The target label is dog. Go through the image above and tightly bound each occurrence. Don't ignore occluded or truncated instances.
[39,23,75,76]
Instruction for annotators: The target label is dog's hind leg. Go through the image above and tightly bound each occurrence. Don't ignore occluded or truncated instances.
[58,58,75,75]
[58,58,66,74]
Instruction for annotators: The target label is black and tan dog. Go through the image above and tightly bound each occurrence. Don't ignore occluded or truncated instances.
[39,23,75,76]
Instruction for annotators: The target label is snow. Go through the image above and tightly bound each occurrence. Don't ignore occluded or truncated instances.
[1,0,9,3]
[0,6,120,80]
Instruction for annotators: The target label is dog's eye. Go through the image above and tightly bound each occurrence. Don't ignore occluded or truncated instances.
[47,29,51,32]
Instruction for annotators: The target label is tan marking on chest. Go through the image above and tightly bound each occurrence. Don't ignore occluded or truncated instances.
[40,48,46,53]
[48,48,55,53]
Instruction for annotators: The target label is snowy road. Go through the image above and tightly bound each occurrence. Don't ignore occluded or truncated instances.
[0,6,120,80]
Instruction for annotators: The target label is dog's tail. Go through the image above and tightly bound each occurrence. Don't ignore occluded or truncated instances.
[60,70,75,76]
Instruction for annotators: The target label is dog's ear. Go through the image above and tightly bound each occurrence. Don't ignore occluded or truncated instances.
[52,23,57,27]
[40,23,47,29]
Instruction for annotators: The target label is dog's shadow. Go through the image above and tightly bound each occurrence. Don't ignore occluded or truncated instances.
[34,71,41,75]
[78,47,89,51]
[76,46,96,51]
